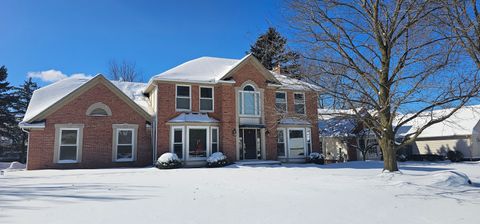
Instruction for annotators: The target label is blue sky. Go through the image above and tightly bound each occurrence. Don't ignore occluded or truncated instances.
[0,0,287,86]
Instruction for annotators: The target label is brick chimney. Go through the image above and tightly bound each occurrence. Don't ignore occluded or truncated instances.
[272,64,281,73]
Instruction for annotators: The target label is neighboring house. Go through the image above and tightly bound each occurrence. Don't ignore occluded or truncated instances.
[318,109,381,161]
[318,105,480,161]
[397,105,480,160]
[19,54,320,170]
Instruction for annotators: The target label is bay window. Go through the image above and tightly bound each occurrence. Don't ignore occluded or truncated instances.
[188,127,208,159]
[288,129,305,158]
[211,127,219,153]
[277,129,286,157]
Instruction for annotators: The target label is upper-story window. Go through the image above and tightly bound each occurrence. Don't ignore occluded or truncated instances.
[294,93,306,114]
[275,91,287,113]
[176,85,191,111]
[239,85,260,116]
[200,87,214,112]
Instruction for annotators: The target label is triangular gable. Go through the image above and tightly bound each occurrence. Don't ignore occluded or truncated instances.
[26,75,152,123]
[219,54,281,84]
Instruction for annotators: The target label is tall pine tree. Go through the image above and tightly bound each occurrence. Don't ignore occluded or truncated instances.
[0,66,16,150]
[12,78,38,162]
[248,27,301,77]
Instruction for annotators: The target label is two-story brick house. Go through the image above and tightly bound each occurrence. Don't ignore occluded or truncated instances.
[20,54,320,169]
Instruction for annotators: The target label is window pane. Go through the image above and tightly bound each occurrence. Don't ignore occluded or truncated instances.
[212,129,218,142]
[294,93,304,102]
[176,98,190,110]
[277,143,285,157]
[174,129,182,143]
[275,103,286,113]
[275,92,286,102]
[243,92,255,115]
[174,143,183,158]
[200,87,212,98]
[118,130,132,144]
[59,146,77,161]
[189,129,207,158]
[212,143,218,153]
[90,108,108,116]
[61,130,77,145]
[295,104,305,114]
[117,145,133,159]
[277,130,284,142]
[289,130,305,157]
[200,99,213,111]
[177,86,190,97]
[243,85,254,91]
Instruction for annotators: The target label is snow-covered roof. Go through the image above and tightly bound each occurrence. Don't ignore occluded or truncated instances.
[318,108,357,120]
[318,118,358,137]
[279,117,311,126]
[23,75,153,123]
[149,54,320,91]
[168,112,219,123]
[271,72,320,91]
[151,56,245,83]
[396,105,480,138]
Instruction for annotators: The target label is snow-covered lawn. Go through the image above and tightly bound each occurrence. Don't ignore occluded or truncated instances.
[1,161,479,224]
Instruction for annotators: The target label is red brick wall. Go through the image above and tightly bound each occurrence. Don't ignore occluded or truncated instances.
[154,61,320,162]
[27,82,152,170]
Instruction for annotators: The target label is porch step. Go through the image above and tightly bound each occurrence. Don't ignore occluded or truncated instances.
[235,160,282,166]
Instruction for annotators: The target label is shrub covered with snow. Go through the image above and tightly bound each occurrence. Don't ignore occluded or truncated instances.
[206,152,229,168]
[307,152,325,165]
[447,150,464,162]
[156,153,182,169]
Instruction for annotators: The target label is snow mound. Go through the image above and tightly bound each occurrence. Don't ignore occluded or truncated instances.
[0,162,26,171]
[427,171,472,187]
[157,153,180,163]
[207,152,227,163]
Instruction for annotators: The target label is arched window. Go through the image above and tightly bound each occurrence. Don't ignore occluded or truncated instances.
[239,84,260,116]
[86,102,112,116]
[243,85,255,91]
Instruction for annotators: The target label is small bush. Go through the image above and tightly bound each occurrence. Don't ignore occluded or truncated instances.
[447,150,464,162]
[307,152,325,165]
[156,153,182,169]
[206,152,230,168]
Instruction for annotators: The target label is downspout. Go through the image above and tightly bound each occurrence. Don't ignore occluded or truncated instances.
[151,84,158,165]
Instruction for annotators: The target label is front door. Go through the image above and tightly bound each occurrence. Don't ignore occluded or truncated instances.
[243,129,257,159]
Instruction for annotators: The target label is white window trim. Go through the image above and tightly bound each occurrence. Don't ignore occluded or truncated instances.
[293,92,306,115]
[199,86,214,112]
[211,126,219,153]
[287,128,307,159]
[275,91,287,113]
[57,128,80,163]
[277,128,287,158]
[54,124,84,164]
[238,90,261,117]
[115,128,135,162]
[86,102,112,116]
[170,126,185,160]
[112,124,138,162]
[186,126,210,161]
[176,84,191,111]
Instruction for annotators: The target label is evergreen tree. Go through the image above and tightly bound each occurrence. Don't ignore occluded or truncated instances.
[248,27,301,77]
[0,66,16,153]
[12,77,38,162]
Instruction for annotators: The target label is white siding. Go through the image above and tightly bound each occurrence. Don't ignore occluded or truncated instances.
[414,137,478,158]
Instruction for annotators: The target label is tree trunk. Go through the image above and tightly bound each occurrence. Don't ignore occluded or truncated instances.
[380,135,398,171]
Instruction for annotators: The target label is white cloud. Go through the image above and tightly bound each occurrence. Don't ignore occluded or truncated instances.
[27,70,92,82]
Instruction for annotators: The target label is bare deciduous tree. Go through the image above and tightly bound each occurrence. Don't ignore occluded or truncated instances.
[288,0,480,171]
[108,60,142,82]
